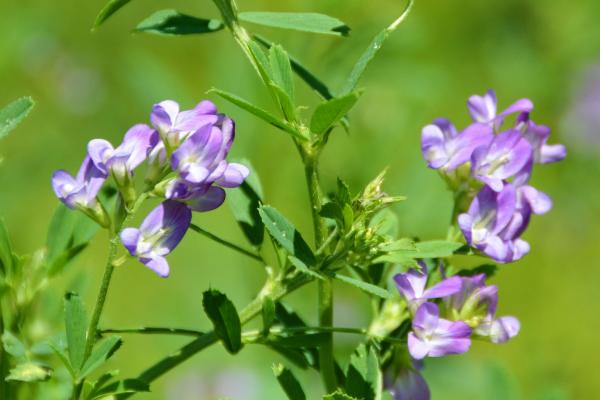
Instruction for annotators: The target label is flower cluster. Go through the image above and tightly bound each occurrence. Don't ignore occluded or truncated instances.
[52,100,248,277]
[421,90,566,262]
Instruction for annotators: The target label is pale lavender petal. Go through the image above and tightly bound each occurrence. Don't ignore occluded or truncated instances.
[187,186,226,212]
[195,100,218,115]
[482,235,510,262]
[87,139,113,174]
[468,90,497,123]
[445,123,493,170]
[142,255,170,278]
[490,316,520,343]
[497,98,534,119]
[540,144,567,164]
[412,302,439,335]
[119,124,158,170]
[426,335,471,357]
[216,163,250,188]
[51,170,84,208]
[421,124,447,169]
[183,164,210,184]
[120,228,140,256]
[151,100,179,132]
[423,276,463,299]
[407,333,430,360]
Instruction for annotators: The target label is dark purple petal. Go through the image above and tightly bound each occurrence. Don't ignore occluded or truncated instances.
[187,186,226,212]
[386,368,430,400]
[394,269,427,302]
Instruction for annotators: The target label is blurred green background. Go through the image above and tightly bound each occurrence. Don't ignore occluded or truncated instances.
[1,0,599,399]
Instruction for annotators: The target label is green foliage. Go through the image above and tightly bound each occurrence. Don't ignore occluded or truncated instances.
[227,160,265,248]
[0,218,15,284]
[273,363,306,400]
[209,88,304,139]
[5,362,52,382]
[135,10,224,36]
[288,256,324,280]
[310,91,361,135]
[239,12,350,36]
[78,336,122,379]
[259,206,316,266]
[64,292,88,371]
[87,378,150,399]
[345,344,382,400]
[0,97,34,141]
[323,390,360,400]
[332,273,390,299]
[269,45,296,104]
[339,0,414,95]
[2,331,26,360]
[94,0,133,27]
[202,289,242,354]
[376,240,464,265]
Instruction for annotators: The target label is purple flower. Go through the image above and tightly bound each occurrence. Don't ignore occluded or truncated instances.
[421,119,493,170]
[385,367,430,400]
[474,316,520,344]
[394,265,462,312]
[471,130,533,192]
[467,90,533,127]
[171,118,249,188]
[52,156,106,210]
[151,100,219,148]
[120,201,192,277]
[458,184,530,263]
[407,302,472,360]
[517,114,567,164]
[88,124,158,183]
[165,179,227,212]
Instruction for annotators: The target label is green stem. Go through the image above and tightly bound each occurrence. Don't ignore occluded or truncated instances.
[189,224,264,263]
[99,327,204,337]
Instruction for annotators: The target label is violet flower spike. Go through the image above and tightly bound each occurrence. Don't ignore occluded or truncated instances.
[467,90,533,127]
[421,119,493,171]
[394,265,462,313]
[407,302,472,360]
[51,156,106,210]
[458,184,531,263]
[471,129,533,192]
[120,200,192,277]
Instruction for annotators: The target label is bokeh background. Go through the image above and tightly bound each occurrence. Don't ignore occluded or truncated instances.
[1,0,599,399]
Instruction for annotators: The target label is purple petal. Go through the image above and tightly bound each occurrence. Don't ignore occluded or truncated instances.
[151,100,179,132]
[468,90,497,123]
[139,201,192,254]
[490,316,520,343]
[120,228,140,256]
[445,123,493,171]
[540,144,567,164]
[426,335,471,357]
[498,98,534,119]
[407,333,431,360]
[481,235,510,262]
[195,100,218,115]
[187,186,226,212]
[76,156,107,203]
[394,269,428,302]
[386,368,431,400]
[51,170,84,208]
[87,139,113,174]
[142,255,170,278]
[119,124,158,170]
[216,163,250,188]
[412,302,440,335]
[421,124,447,169]
[423,276,463,299]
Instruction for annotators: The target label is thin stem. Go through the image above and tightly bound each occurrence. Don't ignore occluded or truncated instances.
[189,224,264,263]
[99,327,204,337]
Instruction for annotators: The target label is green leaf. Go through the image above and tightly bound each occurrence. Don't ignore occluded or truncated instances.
[78,336,122,379]
[412,240,463,258]
[6,362,52,382]
[0,97,34,141]
[227,160,264,248]
[90,379,150,399]
[135,9,224,36]
[269,45,295,103]
[0,219,14,282]
[310,91,361,135]
[48,340,76,378]
[369,209,398,239]
[345,344,382,400]
[262,296,276,333]
[323,390,359,400]
[64,292,88,371]
[332,274,390,299]
[273,363,306,400]
[209,88,303,139]
[2,331,26,360]
[248,40,273,83]
[377,240,462,264]
[339,0,414,95]
[202,289,242,354]
[288,256,324,280]
[94,0,132,28]
[258,206,315,266]
[269,82,298,123]
[239,12,350,36]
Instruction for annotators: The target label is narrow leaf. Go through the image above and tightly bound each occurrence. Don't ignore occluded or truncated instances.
[64,292,88,371]
[310,91,361,135]
[90,379,150,399]
[273,363,307,400]
[202,289,242,354]
[135,10,224,36]
[339,0,414,95]
[227,160,264,248]
[48,340,76,378]
[288,256,324,280]
[412,240,463,258]
[332,274,390,299]
[78,336,122,379]
[6,362,52,382]
[0,97,34,140]
[258,206,315,266]
[269,45,295,103]
[209,88,303,139]
[94,0,132,28]
[239,12,350,36]
[0,219,14,281]
[323,390,359,400]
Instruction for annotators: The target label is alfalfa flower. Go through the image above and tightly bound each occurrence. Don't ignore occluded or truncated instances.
[467,90,533,127]
[120,200,192,277]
